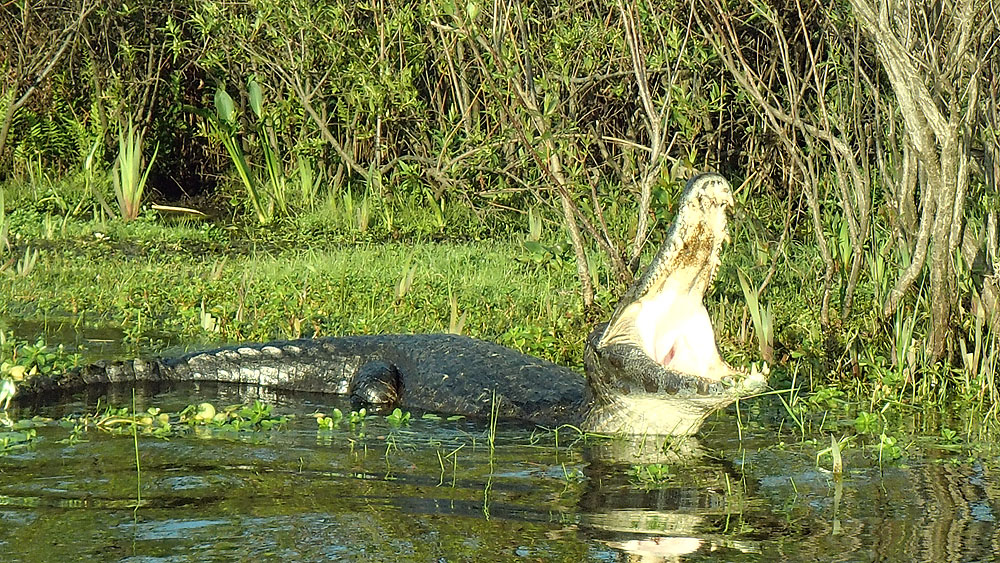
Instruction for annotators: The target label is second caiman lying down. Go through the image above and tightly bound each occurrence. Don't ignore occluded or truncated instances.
[14,173,767,436]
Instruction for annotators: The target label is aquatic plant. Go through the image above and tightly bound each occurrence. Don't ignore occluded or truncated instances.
[0,336,79,390]
[315,408,369,429]
[629,463,674,488]
[111,118,158,221]
[208,86,270,224]
[0,425,37,453]
[130,390,142,511]
[386,408,411,426]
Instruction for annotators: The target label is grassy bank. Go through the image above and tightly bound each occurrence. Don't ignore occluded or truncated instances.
[1,209,593,369]
[2,0,995,433]
[0,190,970,397]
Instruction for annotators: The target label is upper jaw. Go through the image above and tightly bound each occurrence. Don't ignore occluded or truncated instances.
[596,173,736,381]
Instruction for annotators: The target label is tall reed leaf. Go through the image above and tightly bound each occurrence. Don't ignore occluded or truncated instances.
[248,79,288,213]
[215,88,235,123]
[112,119,158,221]
[248,79,264,119]
[212,86,269,223]
[737,268,774,362]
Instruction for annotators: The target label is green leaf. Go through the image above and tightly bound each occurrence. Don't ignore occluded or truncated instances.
[248,80,263,119]
[214,87,235,123]
[543,92,558,116]
[0,378,17,410]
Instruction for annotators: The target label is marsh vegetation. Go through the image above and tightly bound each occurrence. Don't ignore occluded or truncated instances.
[2,0,998,423]
[1,0,999,559]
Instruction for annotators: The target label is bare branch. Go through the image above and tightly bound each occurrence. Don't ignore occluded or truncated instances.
[0,1,97,161]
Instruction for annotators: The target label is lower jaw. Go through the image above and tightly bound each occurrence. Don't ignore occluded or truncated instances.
[582,393,736,436]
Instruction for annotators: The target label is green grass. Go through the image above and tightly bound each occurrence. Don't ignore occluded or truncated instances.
[0,210,593,368]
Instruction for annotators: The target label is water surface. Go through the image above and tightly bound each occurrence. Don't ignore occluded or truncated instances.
[2,381,999,562]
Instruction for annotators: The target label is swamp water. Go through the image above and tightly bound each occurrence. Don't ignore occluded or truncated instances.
[2,323,1000,561]
[1,384,999,562]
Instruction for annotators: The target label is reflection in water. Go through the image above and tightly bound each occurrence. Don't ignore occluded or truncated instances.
[579,441,763,562]
[605,536,703,561]
[0,383,999,562]
[734,435,1000,563]
[871,460,1000,562]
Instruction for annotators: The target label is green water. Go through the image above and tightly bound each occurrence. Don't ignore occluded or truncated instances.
[2,382,999,562]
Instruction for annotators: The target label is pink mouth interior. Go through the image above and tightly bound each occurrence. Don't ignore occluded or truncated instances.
[659,344,676,368]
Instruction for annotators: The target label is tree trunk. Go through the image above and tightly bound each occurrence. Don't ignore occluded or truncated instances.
[849,0,984,361]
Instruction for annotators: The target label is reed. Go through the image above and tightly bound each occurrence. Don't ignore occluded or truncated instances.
[111,119,158,221]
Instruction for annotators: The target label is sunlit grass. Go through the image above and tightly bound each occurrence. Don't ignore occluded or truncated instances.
[3,177,999,438]
[0,228,591,368]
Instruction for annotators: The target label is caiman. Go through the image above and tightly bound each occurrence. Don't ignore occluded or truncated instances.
[11,173,766,435]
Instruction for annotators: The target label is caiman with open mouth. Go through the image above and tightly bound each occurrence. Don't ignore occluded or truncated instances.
[12,173,766,435]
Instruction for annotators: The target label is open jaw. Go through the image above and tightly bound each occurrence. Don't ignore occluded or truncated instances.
[633,283,731,380]
[583,173,767,436]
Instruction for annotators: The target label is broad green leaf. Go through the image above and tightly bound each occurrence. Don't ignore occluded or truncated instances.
[214,87,235,123]
[248,80,263,119]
